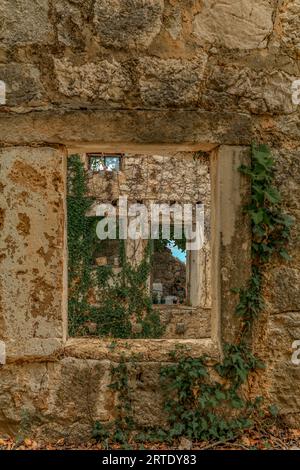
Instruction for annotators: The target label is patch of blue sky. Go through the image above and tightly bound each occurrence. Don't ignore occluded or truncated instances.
[167,241,186,264]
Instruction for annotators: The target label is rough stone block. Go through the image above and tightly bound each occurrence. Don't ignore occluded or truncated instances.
[265,267,300,314]
[54,58,132,105]
[93,0,164,50]
[53,0,92,47]
[0,64,46,108]
[0,147,67,360]
[279,0,300,55]
[138,54,207,107]
[0,358,113,441]
[0,0,53,45]
[206,65,297,115]
[193,0,274,50]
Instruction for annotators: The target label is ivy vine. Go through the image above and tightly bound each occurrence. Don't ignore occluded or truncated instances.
[67,155,164,339]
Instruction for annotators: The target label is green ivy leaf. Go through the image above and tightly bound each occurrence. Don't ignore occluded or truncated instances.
[264,187,281,204]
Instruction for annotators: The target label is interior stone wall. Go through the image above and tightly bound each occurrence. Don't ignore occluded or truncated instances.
[0,0,299,440]
[84,152,210,205]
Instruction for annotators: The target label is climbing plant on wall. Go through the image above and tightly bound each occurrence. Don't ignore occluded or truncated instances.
[158,144,293,440]
[160,144,293,439]
[67,154,164,339]
[92,144,293,446]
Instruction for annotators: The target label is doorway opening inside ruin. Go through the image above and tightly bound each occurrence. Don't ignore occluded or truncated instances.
[67,151,212,340]
[151,230,187,306]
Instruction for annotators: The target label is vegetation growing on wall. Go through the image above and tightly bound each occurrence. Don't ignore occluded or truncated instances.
[67,155,163,339]
[92,144,293,446]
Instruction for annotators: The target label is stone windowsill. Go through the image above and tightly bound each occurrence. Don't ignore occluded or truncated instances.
[153,304,211,312]
[63,337,220,363]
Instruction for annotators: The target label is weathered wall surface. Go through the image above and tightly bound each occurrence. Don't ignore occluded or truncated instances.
[0,0,299,440]
[0,0,299,149]
[252,147,300,426]
[0,146,67,360]
[86,152,210,205]
[0,338,218,440]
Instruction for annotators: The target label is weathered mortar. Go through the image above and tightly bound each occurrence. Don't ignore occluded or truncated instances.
[0,0,299,439]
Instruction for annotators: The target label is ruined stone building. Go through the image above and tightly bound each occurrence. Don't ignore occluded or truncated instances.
[0,0,299,440]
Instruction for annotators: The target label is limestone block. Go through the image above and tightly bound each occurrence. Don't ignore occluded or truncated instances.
[128,362,166,427]
[53,0,92,47]
[0,64,46,108]
[193,0,274,50]
[54,58,132,105]
[93,0,164,50]
[265,267,300,314]
[207,66,297,115]
[138,54,207,107]
[258,71,297,115]
[0,362,51,435]
[0,358,113,440]
[44,358,113,438]
[164,6,182,40]
[64,337,219,362]
[273,148,300,208]
[0,109,253,148]
[0,147,67,360]
[279,0,300,55]
[0,0,53,45]
[270,313,300,353]
[268,364,300,426]
[214,146,252,344]
[254,312,300,426]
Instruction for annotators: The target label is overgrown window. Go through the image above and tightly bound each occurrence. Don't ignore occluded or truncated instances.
[88,153,122,172]
[67,151,212,339]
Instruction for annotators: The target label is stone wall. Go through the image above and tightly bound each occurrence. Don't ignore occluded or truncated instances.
[85,152,210,205]
[0,0,299,440]
[0,0,299,150]
[0,0,296,118]
[252,147,300,427]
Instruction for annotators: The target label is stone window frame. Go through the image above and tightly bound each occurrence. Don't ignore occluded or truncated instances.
[0,143,250,364]
[63,144,251,362]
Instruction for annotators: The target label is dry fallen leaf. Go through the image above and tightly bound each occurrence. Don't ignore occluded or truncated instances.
[241,436,251,446]
[24,438,33,447]
[56,438,65,446]
[291,429,300,438]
